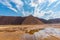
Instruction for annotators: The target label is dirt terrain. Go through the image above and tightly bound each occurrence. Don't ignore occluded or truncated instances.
[0,24,60,40]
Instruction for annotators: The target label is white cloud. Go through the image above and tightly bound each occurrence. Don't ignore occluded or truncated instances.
[29,0,38,7]
[48,0,57,6]
[22,9,33,16]
[0,0,12,7]
[10,0,24,10]
[32,0,60,20]
[8,7,17,12]
[33,11,45,17]
[29,1,37,7]
[0,0,18,12]
[30,0,46,18]
[0,0,24,13]
[53,12,60,18]
[38,0,45,4]
[53,1,60,8]
[48,0,57,3]
[33,10,55,20]
[10,0,23,5]
[29,0,45,7]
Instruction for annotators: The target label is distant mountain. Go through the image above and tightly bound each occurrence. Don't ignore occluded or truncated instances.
[36,18,48,24]
[47,18,60,24]
[22,15,44,25]
[0,16,60,25]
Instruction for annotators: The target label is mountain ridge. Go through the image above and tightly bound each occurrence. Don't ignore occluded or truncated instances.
[0,16,60,25]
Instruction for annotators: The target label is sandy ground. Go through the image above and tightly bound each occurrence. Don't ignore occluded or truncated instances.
[0,24,60,40]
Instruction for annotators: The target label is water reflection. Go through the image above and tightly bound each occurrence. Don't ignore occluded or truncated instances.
[22,27,60,40]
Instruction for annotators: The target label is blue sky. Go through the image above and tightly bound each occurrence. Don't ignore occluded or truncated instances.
[0,0,60,20]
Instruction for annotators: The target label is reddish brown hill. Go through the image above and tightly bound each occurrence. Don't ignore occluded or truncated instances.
[0,16,25,25]
[22,15,44,25]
